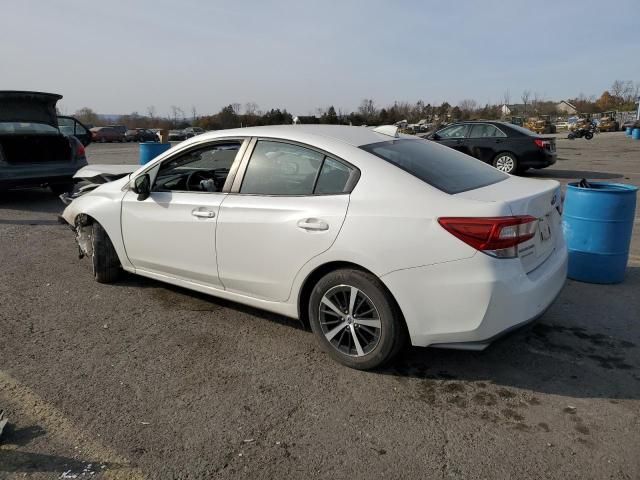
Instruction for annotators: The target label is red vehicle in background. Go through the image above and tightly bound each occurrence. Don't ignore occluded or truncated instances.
[90,126,124,143]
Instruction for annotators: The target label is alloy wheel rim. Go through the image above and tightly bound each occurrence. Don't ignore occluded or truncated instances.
[495,156,514,172]
[318,285,381,357]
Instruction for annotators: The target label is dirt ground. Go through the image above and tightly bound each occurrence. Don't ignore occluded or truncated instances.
[1,132,639,479]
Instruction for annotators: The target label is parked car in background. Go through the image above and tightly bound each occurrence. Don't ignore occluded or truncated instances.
[0,91,87,194]
[62,125,567,370]
[57,116,92,146]
[621,119,639,131]
[555,121,569,130]
[168,129,187,141]
[107,125,127,137]
[427,121,556,174]
[183,127,205,138]
[125,128,159,142]
[90,126,124,143]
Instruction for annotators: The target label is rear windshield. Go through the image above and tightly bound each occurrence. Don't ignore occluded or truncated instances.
[505,124,537,136]
[360,138,507,194]
[0,122,59,134]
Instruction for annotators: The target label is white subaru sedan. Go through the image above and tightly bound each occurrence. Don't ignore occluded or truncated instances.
[62,125,567,369]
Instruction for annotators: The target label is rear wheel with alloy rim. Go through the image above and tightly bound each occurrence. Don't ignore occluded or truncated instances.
[493,152,518,174]
[309,269,406,370]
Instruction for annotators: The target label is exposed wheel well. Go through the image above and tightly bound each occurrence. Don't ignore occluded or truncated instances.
[297,261,408,337]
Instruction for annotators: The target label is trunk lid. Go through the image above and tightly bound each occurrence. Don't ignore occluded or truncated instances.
[456,176,562,273]
[0,91,62,126]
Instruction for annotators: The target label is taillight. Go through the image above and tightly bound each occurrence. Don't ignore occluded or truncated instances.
[438,216,538,258]
[75,142,86,158]
[534,139,550,149]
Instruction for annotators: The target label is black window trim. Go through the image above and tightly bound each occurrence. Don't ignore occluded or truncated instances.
[129,136,250,195]
[230,136,361,197]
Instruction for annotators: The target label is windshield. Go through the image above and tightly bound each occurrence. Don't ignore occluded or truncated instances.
[0,122,59,134]
[360,138,508,194]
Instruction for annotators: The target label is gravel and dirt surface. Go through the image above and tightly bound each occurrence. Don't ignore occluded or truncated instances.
[1,132,639,479]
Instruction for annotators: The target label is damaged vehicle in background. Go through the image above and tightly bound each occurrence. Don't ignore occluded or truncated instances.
[0,91,89,194]
[62,125,567,370]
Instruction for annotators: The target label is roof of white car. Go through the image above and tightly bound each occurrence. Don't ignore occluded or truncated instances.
[194,125,402,147]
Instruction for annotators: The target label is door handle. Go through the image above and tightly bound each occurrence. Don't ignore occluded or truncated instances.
[297,218,329,231]
[191,209,215,218]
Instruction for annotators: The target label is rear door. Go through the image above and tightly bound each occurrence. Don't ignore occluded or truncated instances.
[466,123,507,163]
[216,139,357,301]
[57,116,92,146]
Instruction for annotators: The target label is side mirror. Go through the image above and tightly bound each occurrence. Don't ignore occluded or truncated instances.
[133,174,151,201]
[431,133,440,141]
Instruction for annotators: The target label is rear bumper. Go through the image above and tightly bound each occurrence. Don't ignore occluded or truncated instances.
[380,238,568,349]
[0,160,86,188]
[522,151,556,169]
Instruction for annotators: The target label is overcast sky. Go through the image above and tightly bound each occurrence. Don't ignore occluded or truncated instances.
[1,0,638,117]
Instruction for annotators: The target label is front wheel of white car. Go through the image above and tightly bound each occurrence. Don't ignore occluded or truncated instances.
[91,222,120,283]
[308,269,406,370]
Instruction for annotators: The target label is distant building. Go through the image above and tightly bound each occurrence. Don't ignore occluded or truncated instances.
[556,100,577,115]
[500,104,511,116]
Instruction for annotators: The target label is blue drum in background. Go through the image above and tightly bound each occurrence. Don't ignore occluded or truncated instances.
[563,182,638,284]
[139,142,171,165]
[633,128,640,140]
[626,127,633,136]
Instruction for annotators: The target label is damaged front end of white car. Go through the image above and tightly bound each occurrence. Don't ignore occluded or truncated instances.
[59,164,138,205]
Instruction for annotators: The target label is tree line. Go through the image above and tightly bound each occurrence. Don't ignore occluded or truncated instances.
[71,79,639,130]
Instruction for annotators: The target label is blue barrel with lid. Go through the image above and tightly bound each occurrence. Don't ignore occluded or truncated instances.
[633,128,640,140]
[563,182,638,283]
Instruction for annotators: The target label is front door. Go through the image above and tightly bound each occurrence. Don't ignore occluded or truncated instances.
[433,124,470,154]
[121,140,245,287]
[216,140,356,301]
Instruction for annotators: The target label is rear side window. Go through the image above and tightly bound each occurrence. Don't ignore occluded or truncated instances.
[240,140,357,196]
[360,139,507,194]
[468,124,506,138]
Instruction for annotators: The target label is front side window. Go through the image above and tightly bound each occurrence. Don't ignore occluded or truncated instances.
[436,124,469,139]
[468,124,506,138]
[154,142,242,192]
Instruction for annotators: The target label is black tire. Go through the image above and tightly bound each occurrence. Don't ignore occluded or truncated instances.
[91,222,120,283]
[492,152,518,174]
[308,269,406,370]
[49,182,74,195]
[585,132,593,140]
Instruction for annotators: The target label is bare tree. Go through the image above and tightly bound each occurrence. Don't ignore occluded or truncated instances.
[611,80,625,99]
[502,90,511,107]
[244,102,259,116]
[231,103,241,116]
[358,98,377,123]
[532,92,543,114]
[146,106,156,120]
[191,105,197,122]
[521,90,531,115]
[458,99,478,113]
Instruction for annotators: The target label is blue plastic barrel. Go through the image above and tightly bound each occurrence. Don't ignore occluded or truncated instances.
[563,182,638,283]
[139,142,171,165]
[633,128,640,140]
[626,127,633,136]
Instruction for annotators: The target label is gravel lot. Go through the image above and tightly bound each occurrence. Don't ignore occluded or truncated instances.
[1,132,639,479]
